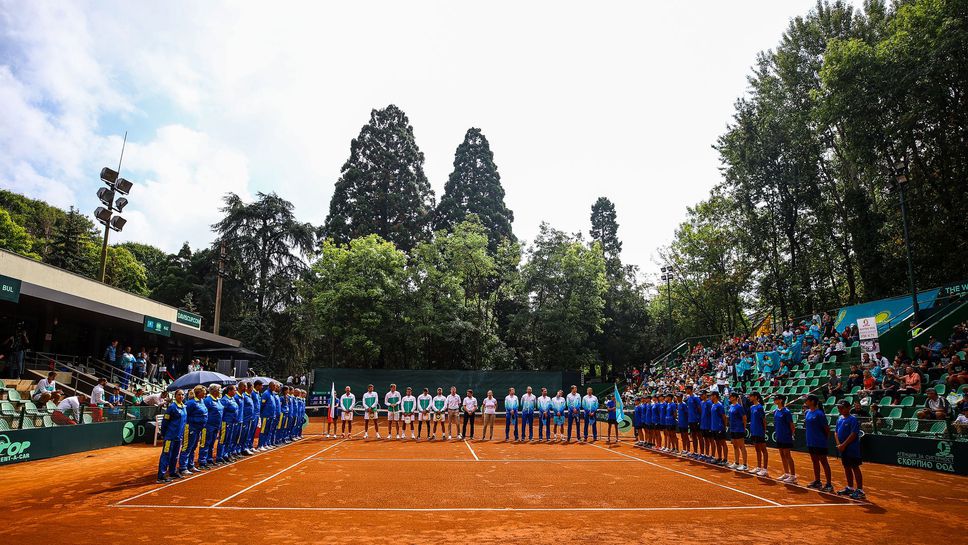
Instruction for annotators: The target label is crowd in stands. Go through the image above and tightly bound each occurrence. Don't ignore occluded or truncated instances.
[622,314,968,436]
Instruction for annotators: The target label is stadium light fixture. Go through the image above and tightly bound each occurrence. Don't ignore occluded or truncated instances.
[95,132,134,282]
[96,187,115,208]
[891,161,918,322]
[114,177,133,195]
[94,206,113,225]
[108,215,127,232]
[114,197,129,212]
[100,167,118,184]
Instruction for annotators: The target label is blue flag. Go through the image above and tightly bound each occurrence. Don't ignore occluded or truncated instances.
[613,384,624,425]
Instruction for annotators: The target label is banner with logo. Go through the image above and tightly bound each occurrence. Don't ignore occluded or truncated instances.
[0,419,150,466]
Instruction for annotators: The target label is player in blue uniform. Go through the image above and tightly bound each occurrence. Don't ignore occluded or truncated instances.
[246,382,261,451]
[157,389,187,483]
[271,385,283,445]
[581,387,599,442]
[663,393,677,452]
[685,385,702,458]
[633,396,645,446]
[700,391,713,461]
[676,391,689,455]
[709,391,728,465]
[178,385,208,475]
[257,381,275,450]
[772,394,797,484]
[199,384,223,468]
[234,381,252,457]
[747,392,768,476]
[727,392,748,471]
[648,395,660,448]
[537,388,552,441]
[604,394,618,443]
[834,399,865,499]
[217,384,240,463]
[803,394,833,492]
[565,385,582,443]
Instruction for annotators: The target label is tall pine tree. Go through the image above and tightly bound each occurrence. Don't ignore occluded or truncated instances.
[324,105,434,252]
[590,197,622,277]
[48,207,98,277]
[435,128,514,252]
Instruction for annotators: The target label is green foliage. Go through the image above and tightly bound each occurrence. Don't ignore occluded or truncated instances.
[0,208,40,259]
[590,197,622,277]
[324,105,435,252]
[47,207,99,277]
[116,241,168,291]
[435,128,515,252]
[104,245,149,295]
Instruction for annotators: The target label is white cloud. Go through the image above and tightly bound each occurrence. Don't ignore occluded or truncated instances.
[0,0,833,272]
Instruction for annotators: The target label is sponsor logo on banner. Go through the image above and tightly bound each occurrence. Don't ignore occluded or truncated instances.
[896,441,955,473]
[0,434,32,463]
[857,316,879,340]
[122,422,136,444]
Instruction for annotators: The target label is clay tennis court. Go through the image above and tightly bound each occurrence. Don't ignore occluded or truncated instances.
[2,418,966,544]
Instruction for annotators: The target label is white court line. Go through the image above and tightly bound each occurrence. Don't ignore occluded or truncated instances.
[111,502,863,513]
[463,440,479,461]
[588,442,782,506]
[210,432,358,507]
[115,438,310,506]
[305,457,638,462]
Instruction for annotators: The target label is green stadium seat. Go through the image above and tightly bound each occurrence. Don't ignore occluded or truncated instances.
[828,355,837,364]
[0,400,17,417]
[23,400,41,416]
[934,384,946,395]
[82,413,93,424]
[809,379,820,387]
[900,396,915,407]
[0,418,9,431]
[850,386,862,395]
[46,401,57,412]
[5,389,22,402]
[796,379,806,386]
[895,420,918,435]
[959,384,968,395]
[889,408,902,419]
[957,351,966,360]
[0,379,5,389]
[851,341,860,348]
[42,415,54,427]
[19,417,35,429]
[825,396,836,406]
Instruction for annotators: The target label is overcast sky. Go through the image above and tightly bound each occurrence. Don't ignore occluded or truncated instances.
[0,0,830,279]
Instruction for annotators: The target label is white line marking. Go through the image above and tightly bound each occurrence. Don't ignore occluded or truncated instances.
[464,439,479,461]
[111,502,862,512]
[305,457,637,462]
[115,438,309,505]
[211,433,357,507]
[588,443,782,506]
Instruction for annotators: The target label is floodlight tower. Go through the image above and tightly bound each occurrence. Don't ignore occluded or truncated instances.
[95,132,134,282]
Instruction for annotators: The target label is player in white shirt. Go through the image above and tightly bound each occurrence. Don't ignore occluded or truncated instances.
[401,387,417,439]
[32,371,59,404]
[417,388,433,440]
[504,387,520,441]
[582,387,600,442]
[481,390,498,440]
[552,390,567,441]
[384,384,402,439]
[445,386,462,439]
[362,384,381,439]
[536,388,552,441]
[53,394,88,425]
[520,386,537,441]
[566,385,583,442]
[462,389,478,439]
[339,386,356,438]
[431,387,447,440]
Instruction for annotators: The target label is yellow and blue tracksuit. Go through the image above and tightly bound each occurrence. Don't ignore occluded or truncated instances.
[179,395,208,472]
[157,401,187,479]
[258,388,274,448]
[278,394,291,443]
[295,397,305,437]
[247,390,260,449]
[284,396,296,441]
[235,392,253,455]
[199,394,223,467]
[583,396,599,440]
[270,392,282,445]
[217,393,239,462]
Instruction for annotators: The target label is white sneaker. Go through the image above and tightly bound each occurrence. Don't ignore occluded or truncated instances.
[727,463,737,469]
[457,434,462,440]
[324,434,329,438]
[737,465,747,471]
[787,475,798,485]
[758,468,769,477]
[397,434,401,439]
[364,433,369,439]
[777,473,789,482]
[447,435,452,440]
[411,433,415,439]
[376,433,381,439]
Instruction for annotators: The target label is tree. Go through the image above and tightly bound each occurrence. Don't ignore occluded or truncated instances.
[324,105,435,252]
[590,197,622,277]
[117,242,168,292]
[104,245,149,295]
[47,207,98,277]
[435,128,515,252]
[0,209,39,259]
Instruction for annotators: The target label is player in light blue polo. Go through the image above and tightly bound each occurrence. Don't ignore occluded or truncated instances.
[536,388,552,441]
[520,386,536,441]
[581,387,599,442]
[504,387,519,441]
[565,385,582,442]
[551,389,567,441]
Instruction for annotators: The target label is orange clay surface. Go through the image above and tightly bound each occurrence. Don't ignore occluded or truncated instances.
[2,416,966,544]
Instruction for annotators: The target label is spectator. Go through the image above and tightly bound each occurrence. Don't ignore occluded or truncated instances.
[3,322,29,379]
[824,369,844,399]
[898,366,922,395]
[946,356,966,390]
[143,390,169,407]
[106,385,124,420]
[136,348,148,379]
[916,389,950,420]
[104,340,119,368]
[120,347,135,389]
[53,393,89,425]
[32,371,61,405]
[846,365,863,391]
[952,406,968,435]
[90,377,113,422]
[879,369,900,404]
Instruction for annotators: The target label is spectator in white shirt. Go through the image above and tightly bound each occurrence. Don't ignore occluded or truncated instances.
[481,390,498,440]
[90,377,113,422]
[143,391,170,407]
[32,371,61,404]
[446,386,462,439]
[461,389,478,439]
[53,394,89,425]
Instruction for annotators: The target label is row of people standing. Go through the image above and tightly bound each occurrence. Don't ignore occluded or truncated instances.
[325,384,619,443]
[156,381,307,483]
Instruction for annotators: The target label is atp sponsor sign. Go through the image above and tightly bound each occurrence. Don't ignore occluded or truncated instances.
[0,434,32,463]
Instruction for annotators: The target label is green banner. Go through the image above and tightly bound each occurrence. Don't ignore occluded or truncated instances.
[0,274,21,303]
[176,309,202,329]
[0,419,150,465]
[144,315,171,337]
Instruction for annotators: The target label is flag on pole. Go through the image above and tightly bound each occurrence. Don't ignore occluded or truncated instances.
[329,382,337,420]
[613,384,625,427]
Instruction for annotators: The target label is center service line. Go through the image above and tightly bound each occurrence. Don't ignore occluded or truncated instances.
[464,439,480,461]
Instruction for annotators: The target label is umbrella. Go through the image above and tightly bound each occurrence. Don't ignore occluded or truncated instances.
[249,376,282,387]
[166,371,237,392]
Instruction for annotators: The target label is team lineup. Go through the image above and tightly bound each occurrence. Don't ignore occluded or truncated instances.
[324,384,622,443]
